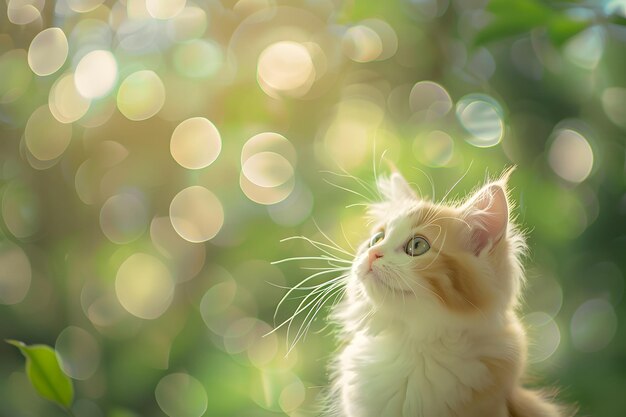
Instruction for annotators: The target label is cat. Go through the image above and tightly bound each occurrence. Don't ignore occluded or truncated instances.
[322,169,570,417]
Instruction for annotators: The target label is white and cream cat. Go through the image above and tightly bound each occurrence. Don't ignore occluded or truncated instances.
[325,170,569,417]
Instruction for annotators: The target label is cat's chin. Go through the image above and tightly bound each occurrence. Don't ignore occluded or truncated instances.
[359,270,414,297]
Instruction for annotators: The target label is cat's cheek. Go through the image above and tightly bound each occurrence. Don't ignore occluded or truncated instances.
[352,256,370,277]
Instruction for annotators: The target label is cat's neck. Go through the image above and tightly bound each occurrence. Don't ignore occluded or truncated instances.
[337,293,514,345]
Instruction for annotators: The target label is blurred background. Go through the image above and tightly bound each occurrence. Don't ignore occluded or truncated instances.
[1,0,625,416]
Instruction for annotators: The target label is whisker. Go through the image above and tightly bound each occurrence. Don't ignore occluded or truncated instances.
[313,219,354,259]
[411,166,436,201]
[271,268,350,325]
[300,266,351,271]
[266,273,347,291]
[441,161,473,203]
[346,203,370,209]
[321,169,380,201]
[323,179,373,203]
[280,235,354,258]
[290,282,345,350]
[340,223,356,253]
[271,256,352,265]
[269,274,349,339]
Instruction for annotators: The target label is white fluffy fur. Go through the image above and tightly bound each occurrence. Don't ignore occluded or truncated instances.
[326,171,566,417]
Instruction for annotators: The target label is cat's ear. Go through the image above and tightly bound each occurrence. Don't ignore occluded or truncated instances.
[377,172,418,201]
[462,180,509,255]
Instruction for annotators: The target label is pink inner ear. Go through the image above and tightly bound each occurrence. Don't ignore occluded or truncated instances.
[466,184,508,255]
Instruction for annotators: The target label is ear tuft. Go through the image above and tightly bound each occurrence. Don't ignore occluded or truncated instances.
[377,172,417,201]
[463,183,509,255]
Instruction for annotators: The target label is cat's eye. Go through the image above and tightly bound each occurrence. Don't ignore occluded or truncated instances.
[369,231,384,247]
[405,236,430,256]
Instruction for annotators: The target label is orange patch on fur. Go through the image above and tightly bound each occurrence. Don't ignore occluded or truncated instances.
[420,254,490,313]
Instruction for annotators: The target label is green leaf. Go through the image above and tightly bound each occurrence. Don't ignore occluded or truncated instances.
[547,15,591,46]
[487,0,551,18]
[6,340,74,410]
[608,14,626,27]
[474,0,554,46]
[474,18,541,46]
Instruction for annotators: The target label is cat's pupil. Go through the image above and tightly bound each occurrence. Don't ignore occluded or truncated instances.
[369,231,384,247]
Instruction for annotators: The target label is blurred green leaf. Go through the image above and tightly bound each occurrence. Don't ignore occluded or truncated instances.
[474,0,595,46]
[487,0,551,17]
[475,0,553,46]
[547,15,591,46]
[6,340,74,411]
[474,18,545,46]
[608,14,626,26]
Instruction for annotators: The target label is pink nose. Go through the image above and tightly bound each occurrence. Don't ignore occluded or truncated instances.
[368,250,383,269]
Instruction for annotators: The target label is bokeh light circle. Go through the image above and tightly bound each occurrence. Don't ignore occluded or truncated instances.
[240,172,295,205]
[0,241,32,305]
[342,25,383,63]
[8,1,42,24]
[173,39,223,78]
[115,253,174,320]
[279,378,306,413]
[146,0,186,20]
[49,73,91,123]
[169,186,224,242]
[66,0,105,13]
[409,81,452,120]
[601,87,626,129]
[75,50,118,99]
[241,132,297,166]
[155,373,208,417]
[170,117,222,169]
[570,298,617,352]
[257,41,315,97]
[267,182,314,226]
[548,129,594,183]
[150,217,206,283]
[117,70,166,121]
[25,105,73,161]
[99,193,148,244]
[166,6,207,41]
[456,94,504,147]
[1,181,41,239]
[28,28,68,76]
[55,326,101,380]
[524,312,561,363]
[242,151,294,188]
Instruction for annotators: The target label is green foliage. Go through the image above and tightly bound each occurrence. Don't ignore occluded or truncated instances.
[475,0,591,46]
[6,340,74,413]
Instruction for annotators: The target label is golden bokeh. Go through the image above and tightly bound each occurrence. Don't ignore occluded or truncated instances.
[257,41,315,98]
[115,253,174,320]
[155,373,208,417]
[27,28,68,76]
[74,50,118,99]
[548,129,594,183]
[24,104,72,161]
[0,241,32,305]
[169,186,224,243]
[117,70,166,121]
[170,117,222,170]
[48,73,91,123]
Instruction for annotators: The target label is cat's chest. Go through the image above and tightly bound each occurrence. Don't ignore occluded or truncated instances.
[338,332,493,417]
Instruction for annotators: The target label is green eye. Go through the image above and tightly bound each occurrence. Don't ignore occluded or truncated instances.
[405,236,430,256]
[369,231,384,247]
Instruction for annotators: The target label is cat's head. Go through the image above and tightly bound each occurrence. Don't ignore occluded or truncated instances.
[348,169,524,320]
